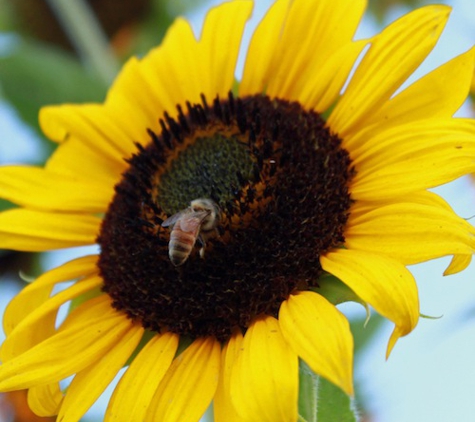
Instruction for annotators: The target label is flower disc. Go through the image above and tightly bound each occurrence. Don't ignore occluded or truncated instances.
[98,94,354,340]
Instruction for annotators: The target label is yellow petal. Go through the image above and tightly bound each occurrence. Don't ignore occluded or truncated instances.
[110,1,251,126]
[0,166,111,212]
[105,332,179,422]
[214,329,246,422]
[444,254,472,276]
[353,152,475,200]
[350,188,458,214]
[349,120,475,200]
[146,337,221,422]
[58,292,114,330]
[40,104,132,162]
[3,254,98,336]
[198,0,253,97]
[164,18,211,104]
[320,249,419,357]
[299,40,369,112]
[0,208,100,251]
[329,5,450,136]
[57,325,144,422]
[266,0,366,101]
[239,0,291,96]
[399,191,475,275]
[1,275,103,361]
[231,315,298,422]
[104,94,159,145]
[350,118,475,167]
[349,46,475,143]
[345,202,475,265]
[28,383,63,416]
[350,191,475,276]
[106,55,164,127]
[428,192,474,276]
[0,295,130,391]
[40,108,126,187]
[279,291,354,396]
[107,17,202,124]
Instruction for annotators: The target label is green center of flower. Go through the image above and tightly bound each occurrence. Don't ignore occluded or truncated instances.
[97,93,354,341]
[157,134,255,215]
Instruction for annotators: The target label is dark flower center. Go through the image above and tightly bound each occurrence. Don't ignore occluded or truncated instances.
[97,93,354,341]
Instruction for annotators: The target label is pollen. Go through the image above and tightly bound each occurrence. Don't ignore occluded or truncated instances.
[97,93,354,341]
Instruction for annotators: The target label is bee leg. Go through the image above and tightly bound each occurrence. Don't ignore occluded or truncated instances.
[196,234,205,247]
[198,234,206,259]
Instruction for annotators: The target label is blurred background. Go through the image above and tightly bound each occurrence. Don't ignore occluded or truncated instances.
[0,0,474,420]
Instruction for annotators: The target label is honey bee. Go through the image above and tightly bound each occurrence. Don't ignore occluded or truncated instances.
[161,198,220,266]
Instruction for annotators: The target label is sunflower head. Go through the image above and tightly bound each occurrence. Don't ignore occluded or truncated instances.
[98,93,354,341]
[0,0,474,421]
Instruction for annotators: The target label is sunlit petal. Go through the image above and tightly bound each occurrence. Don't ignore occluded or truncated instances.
[0,209,100,251]
[329,5,450,136]
[1,275,102,361]
[279,291,354,395]
[57,325,144,422]
[214,329,245,422]
[321,249,419,356]
[3,255,98,336]
[346,202,475,264]
[146,337,221,422]
[0,296,131,390]
[0,166,112,212]
[105,332,179,422]
[266,0,366,100]
[345,46,475,146]
[231,315,298,422]
[27,383,63,417]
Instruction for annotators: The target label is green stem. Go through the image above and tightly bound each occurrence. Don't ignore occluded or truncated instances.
[45,0,120,84]
[298,360,319,422]
[298,359,358,422]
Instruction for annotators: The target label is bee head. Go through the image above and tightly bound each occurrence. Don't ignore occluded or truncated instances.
[190,198,220,229]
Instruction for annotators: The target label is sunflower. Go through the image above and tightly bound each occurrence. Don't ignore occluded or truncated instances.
[1,0,475,420]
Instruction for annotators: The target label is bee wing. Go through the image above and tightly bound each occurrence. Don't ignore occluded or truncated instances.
[161,210,188,228]
[180,210,210,232]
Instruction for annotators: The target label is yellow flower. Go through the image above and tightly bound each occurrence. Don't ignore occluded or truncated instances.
[1,0,475,420]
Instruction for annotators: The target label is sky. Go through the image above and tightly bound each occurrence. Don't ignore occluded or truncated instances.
[1,0,475,421]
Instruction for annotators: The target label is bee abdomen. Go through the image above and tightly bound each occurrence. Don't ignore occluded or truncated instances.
[168,229,196,266]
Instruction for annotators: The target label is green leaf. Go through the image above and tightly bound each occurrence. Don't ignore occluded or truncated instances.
[313,273,363,306]
[350,313,385,356]
[0,0,15,31]
[316,375,357,422]
[298,360,358,422]
[68,286,103,314]
[0,38,108,148]
[312,273,369,319]
[0,198,15,212]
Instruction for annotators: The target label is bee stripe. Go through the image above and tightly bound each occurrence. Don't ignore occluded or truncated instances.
[169,240,192,253]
